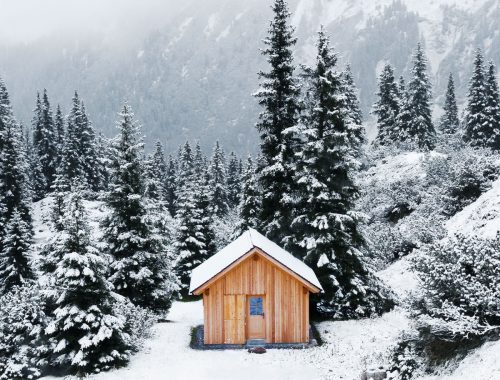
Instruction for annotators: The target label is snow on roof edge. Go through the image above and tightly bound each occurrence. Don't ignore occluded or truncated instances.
[189,228,322,294]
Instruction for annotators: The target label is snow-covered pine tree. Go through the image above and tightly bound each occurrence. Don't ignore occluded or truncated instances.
[0,121,32,228]
[342,65,363,126]
[233,156,260,238]
[176,141,194,202]
[0,209,34,294]
[195,169,216,256]
[226,152,241,209]
[174,189,200,297]
[193,141,206,178]
[174,168,215,297]
[61,92,86,185]
[144,141,168,202]
[0,83,34,293]
[0,77,15,148]
[165,154,177,216]
[398,76,406,97]
[342,64,365,157]
[254,0,300,248]
[152,140,167,198]
[45,189,130,375]
[464,49,489,147]
[394,77,416,148]
[0,80,32,231]
[26,133,47,202]
[293,28,392,319]
[373,64,400,146]
[102,105,177,312]
[485,62,500,150]
[94,132,110,191]
[210,141,229,217]
[54,104,65,163]
[50,165,70,231]
[33,90,57,193]
[439,73,459,135]
[80,102,101,191]
[399,43,436,149]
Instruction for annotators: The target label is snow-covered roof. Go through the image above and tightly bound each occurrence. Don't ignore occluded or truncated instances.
[189,228,323,294]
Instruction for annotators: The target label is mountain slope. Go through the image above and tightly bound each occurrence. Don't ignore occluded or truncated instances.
[1,0,499,152]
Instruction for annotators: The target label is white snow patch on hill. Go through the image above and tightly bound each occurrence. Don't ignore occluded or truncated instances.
[419,340,500,380]
[378,253,420,300]
[363,151,445,185]
[446,178,500,238]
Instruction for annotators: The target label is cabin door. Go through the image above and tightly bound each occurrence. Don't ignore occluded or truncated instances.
[247,295,266,340]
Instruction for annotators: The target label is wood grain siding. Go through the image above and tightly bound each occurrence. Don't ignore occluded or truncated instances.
[203,249,311,344]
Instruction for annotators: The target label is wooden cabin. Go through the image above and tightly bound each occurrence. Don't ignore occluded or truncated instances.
[189,228,322,345]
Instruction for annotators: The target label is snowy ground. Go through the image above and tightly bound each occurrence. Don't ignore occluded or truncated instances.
[419,340,500,380]
[446,178,500,238]
[43,300,409,380]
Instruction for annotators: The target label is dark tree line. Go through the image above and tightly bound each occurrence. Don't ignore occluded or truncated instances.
[373,47,500,151]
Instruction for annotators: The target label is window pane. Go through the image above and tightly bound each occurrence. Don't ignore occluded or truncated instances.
[250,297,263,315]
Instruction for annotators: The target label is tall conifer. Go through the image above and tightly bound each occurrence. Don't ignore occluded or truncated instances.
[254,0,300,248]
[293,28,392,318]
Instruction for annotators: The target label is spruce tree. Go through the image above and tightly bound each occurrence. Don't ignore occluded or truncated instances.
[54,104,65,163]
[0,209,34,294]
[485,62,500,150]
[33,90,57,193]
[233,156,260,237]
[209,141,229,217]
[50,165,70,231]
[398,76,406,99]
[343,65,363,127]
[294,28,392,318]
[342,64,365,156]
[26,131,47,202]
[226,151,241,209]
[94,132,110,191]
[193,142,206,178]
[254,0,300,247]
[165,154,177,216]
[102,105,177,312]
[176,141,194,201]
[373,64,400,146]
[439,73,459,134]
[464,49,489,147]
[45,190,130,375]
[144,141,168,202]
[80,102,101,191]
[399,43,436,149]
[175,169,215,297]
[62,92,86,184]
[0,122,31,226]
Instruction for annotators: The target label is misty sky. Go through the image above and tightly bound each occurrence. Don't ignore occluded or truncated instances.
[0,0,187,45]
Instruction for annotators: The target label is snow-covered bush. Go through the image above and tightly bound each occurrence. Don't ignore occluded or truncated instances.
[0,285,49,380]
[389,332,426,380]
[413,234,500,339]
[441,148,499,216]
[359,151,445,265]
[112,298,156,352]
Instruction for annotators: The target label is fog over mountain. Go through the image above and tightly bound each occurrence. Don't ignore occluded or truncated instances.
[0,0,499,153]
